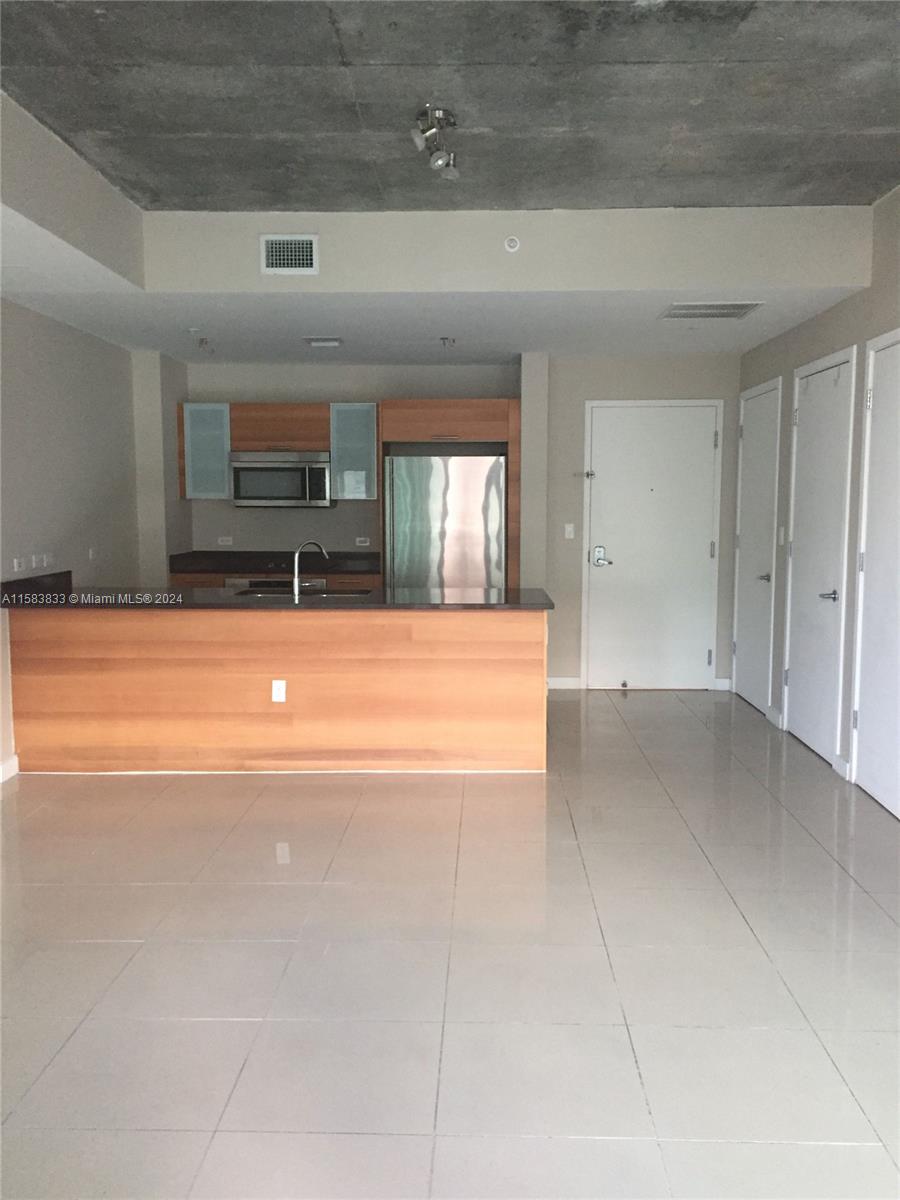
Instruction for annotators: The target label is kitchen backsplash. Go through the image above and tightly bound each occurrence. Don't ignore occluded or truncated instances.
[191,501,381,551]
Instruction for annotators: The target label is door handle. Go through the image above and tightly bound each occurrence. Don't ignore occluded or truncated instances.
[757,573,772,582]
[818,589,839,602]
[593,545,613,567]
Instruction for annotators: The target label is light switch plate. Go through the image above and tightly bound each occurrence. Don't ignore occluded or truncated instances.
[355,537,371,547]
[564,524,575,540]
[217,536,233,546]
[12,557,24,573]
[271,679,287,703]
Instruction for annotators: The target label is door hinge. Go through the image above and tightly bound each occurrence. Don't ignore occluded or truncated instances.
[783,667,789,687]
[735,533,740,550]
[859,551,865,573]
[792,408,799,426]
[713,429,719,449]
[584,470,596,479]
[788,540,793,558]
[732,640,736,656]
[738,423,743,440]
[865,388,873,411]
[707,649,713,666]
[852,709,859,730]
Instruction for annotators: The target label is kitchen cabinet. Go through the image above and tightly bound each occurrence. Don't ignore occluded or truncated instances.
[380,398,510,443]
[182,403,230,499]
[330,403,378,499]
[230,403,330,451]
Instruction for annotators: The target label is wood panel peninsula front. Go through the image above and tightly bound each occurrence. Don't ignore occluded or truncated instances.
[8,589,552,773]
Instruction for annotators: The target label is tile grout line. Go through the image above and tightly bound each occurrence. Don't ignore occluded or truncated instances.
[427,780,465,1199]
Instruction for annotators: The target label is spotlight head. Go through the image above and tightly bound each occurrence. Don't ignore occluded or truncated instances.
[429,146,451,170]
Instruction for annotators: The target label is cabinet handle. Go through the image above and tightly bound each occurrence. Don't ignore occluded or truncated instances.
[431,435,461,441]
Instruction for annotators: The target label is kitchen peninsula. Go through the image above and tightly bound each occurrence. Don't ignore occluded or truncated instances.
[7,587,552,773]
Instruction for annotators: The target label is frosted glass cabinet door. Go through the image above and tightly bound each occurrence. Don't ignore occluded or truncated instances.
[183,403,231,499]
[330,403,377,499]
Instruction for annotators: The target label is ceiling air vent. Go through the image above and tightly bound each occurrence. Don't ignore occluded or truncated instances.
[660,302,762,320]
[260,234,318,276]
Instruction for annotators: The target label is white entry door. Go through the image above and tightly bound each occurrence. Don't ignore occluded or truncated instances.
[785,351,855,763]
[733,381,781,714]
[853,330,900,816]
[585,402,720,689]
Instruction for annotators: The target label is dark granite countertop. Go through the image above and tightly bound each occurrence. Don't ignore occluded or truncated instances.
[5,587,553,612]
[169,550,381,575]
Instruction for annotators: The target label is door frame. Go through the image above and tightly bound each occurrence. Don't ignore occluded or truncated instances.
[732,377,782,716]
[782,345,857,769]
[580,398,724,689]
[850,327,900,785]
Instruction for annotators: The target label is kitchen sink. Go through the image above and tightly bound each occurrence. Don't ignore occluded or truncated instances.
[235,587,372,599]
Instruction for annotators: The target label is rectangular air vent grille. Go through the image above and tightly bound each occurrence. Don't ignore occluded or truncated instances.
[260,234,318,275]
[660,302,762,320]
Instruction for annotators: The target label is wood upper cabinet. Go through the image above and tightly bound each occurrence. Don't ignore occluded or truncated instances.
[380,398,511,443]
[229,403,330,451]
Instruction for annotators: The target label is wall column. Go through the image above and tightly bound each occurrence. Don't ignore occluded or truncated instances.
[519,352,550,590]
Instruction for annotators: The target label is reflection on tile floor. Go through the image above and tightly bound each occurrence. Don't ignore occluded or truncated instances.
[2,690,899,1198]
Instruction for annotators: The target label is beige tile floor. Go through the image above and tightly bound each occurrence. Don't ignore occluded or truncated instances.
[1,689,899,1199]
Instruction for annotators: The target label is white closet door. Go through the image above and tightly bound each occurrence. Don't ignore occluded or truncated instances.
[733,382,780,714]
[785,352,855,763]
[853,331,900,816]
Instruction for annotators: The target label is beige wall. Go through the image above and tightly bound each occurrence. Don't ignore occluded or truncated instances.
[1,95,144,287]
[1,612,14,770]
[546,353,742,680]
[132,352,192,585]
[144,207,872,295]
[738,186,899,755]
[1,301,139,586]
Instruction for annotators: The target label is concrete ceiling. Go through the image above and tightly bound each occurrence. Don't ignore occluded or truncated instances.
[1,1,897,212]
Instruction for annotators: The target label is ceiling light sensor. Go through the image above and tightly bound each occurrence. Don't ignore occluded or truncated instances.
[411,104,460,181]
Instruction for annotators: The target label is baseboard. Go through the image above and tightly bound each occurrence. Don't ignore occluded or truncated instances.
[832,755,851,781]
[547,676,583,690]
[1,754,20,782]
[766,707,783,730]
[714,678,732,692]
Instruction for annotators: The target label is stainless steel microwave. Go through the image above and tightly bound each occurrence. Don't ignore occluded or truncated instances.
[229,452,331,507]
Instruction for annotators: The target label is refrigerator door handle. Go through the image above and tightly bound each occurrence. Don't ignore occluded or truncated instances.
[384,457,394,589]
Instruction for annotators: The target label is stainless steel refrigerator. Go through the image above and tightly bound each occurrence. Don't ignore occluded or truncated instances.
[385,452,506,589]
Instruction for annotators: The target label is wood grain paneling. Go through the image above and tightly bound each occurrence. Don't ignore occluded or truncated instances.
[169,573,227,588]
[9,609,547,772]
[380,398,511,443]
[229,403,330,451]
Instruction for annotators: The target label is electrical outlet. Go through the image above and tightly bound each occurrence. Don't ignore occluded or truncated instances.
[355,537,371,547]
[88,547,98,561]
[564,524,575,540]
[12,557,25,573]
[217,536,233,546]
[275,842,291,865]
[271,679,287,703]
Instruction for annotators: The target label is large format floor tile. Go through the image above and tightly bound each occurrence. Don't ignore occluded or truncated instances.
[220,1020,441,1134]
[431,1135,670,1199]
[4,689,898,1199]
[631,1025,878,1142]
[662,1140,900,1199]
[437,1022,651,1137]
[7,1019,259,1130]
[1,1129,211,1200]
[190,1132,433,1199]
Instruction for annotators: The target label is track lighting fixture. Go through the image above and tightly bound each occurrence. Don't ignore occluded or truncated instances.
[411,104,460,181]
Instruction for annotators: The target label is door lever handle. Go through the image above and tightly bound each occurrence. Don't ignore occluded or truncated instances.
[592,545,613,567]
[757,573,772,582]
[818,589,839,602]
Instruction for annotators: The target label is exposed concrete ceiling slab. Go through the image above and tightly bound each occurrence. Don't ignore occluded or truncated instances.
[1,1,898,210]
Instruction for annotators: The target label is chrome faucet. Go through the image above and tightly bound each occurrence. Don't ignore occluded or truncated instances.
[293,540,329,602]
